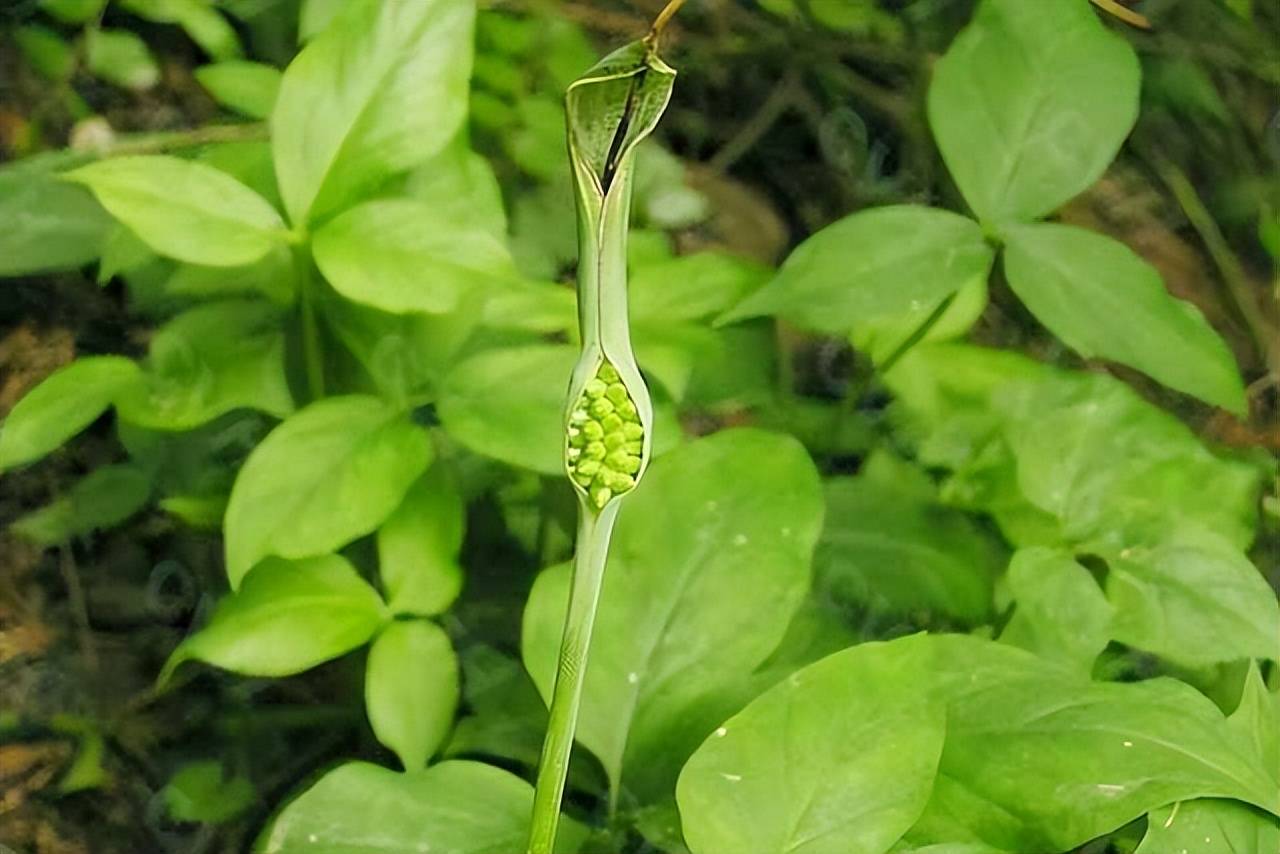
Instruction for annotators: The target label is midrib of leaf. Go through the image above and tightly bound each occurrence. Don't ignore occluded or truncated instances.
[107,180,282,237]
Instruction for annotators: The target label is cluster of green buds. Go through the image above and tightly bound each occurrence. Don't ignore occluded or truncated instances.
[566,361,644,509]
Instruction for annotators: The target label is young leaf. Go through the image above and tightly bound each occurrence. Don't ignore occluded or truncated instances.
[927,0,1140,223]
[162,554,387,682]
[1003,223,1245,413]
[720,206,993,333]
[403,144,508,240]
[121,0,243,61]
[0,172,112,276]
[523,429,824,803]
[256,761,588,854]
[999,547,1112,674]
[0,357,140,471]
[271,0,475,224]
[194,61,282,119]
[376,464,464,617]
[1106,529,1280,667]
[1137,800,1280,854]
[162,760,255,824]
[629,252,770,324]
[116,300,294,430]
[65,156,289,267]
[365,620,459,771]
[223,396,432,587]
[312,199,518,314]
[297,0,344,42]
[86,29,160,91]
[13,464,151,545]
[677,635,945,854]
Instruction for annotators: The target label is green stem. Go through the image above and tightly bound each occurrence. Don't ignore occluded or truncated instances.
[292,245,326,401]
[527,501,620,854]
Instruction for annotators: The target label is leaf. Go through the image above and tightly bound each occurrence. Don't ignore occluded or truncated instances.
[223,396,432,587]
[816,452,1003,624]
[402,143,508,241]
[13,464,152,545]
[0,357,140,471]
[1228,663,1280,786]
[721,206,993,333]
[165,246,295,305]
[195,61,281,119]
[999,547,1112,674]
[1137,800,1280,854]
[927,0,1140,223]
[904,635,1280,852]
[162,554,387,681]
[1003,223,1245,412]
[98,224,157,284]
[630,251,770,324]
[677,635,945,854]
[16,25,75,82]
[38,0,107,24]
[256,760,587,854]
[376,464,464,616]
[65,156,288,267]
[86,29,160,90]
[122,0,243,61]
[271,0,475,224]
[852,277,988,365]
[116,300,293,430]
[365,620,459,771]
[1106,529,1280,667]
[162,760,255,824]
[0,171,112,276]
[297,0,344,42]
[523,429,824,802]
[312,199,518,314]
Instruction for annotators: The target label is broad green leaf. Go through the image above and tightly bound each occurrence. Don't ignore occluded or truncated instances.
[721,206,993,332]
[98,224,157,284]
[256,760,587,854]
[630,251,770,324]
[312,199,518,314]
[905,635,1280,851]
[0,357,140,470]
[1106,529,1280,667]
[927,0,1140,223]
[1003,223,1245,412]
[165,246,295,305]
[377,464,464,616]
[403,144,508,241]
[365,620,459,771]
[1138,800,1280,854]
[677,635,945,854]
[0,172,111,276]
[16,25,74,82]
[852,277,988,365]
[124,0,243,60]
[999,547,1111,674]
[117,300,293,430]
[817,453,1003,624]
[196,141,283,214]
[297,0,344,42]
[445,645,551,772]
[65,156,288,267]
[160,493,227,529]
[162,554,387,681]
[1228,664,1280,786]
[162,760,255,824]
[195,61,281,119]
[223,396,432,587]
[39,0,107,24]
[86,29,160,90]
[13,464,151,545]
[271,0,475,224]
[523,429,824,802]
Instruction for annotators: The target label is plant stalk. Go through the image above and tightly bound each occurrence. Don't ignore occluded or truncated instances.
[292,245,326,402]
[527,501,620,854]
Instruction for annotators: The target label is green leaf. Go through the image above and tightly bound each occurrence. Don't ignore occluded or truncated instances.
[123,0,243,61]
[1003,223,1245,412]
[1106,529,1280,667]
[0,172,112,276]
[271,0,475,224]
[195,61,281,119]
[13,464,151,545]
[256,760,587,853]
[1138,800,1280,854]
[630,251,770,324]
[297,0,344,42]
[85,29,161,91]
[376,464,464,616]
[65,156,288,267]
[0,357,140,471]
[16,25,75,82]
[999,547,1112,674]
[721,206,993,332]
[223,396,432,587]
[98,224,157,284]
[927,0,1140,223]
[165,246,295,305]
[852,277,988,365]
[365,620,459,771]
[523,429,824,802]
[116,300,294,430]
[817,452,1003,624]
[1228,663,1280,786]
[162,554,387,681]
[312,199,518,314]
[677,635,945,854]
[162,760,255,824]
[905,635,1280,852]
[403,144,508,241]
[39,0,107,24]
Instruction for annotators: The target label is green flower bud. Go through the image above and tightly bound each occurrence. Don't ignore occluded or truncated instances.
[575,458,601,477]
[617,399,638,420]
[604,432,626,450]
[583,420,604,440]
[570,408,589,425]
[605,383,629,405]
[619,454,641,474]
[585,441,607,460]
[622,422,643,440]
[598,363,620,383]
[589,397,615,418]
[623,440,642,454]
[602,413,623,433]
[591,485,613,508]
[585,379,607,398]
[605,449,632,471]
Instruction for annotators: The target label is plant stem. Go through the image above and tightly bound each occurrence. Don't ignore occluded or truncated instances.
[292,245,326,401]
[527,501,620,854]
